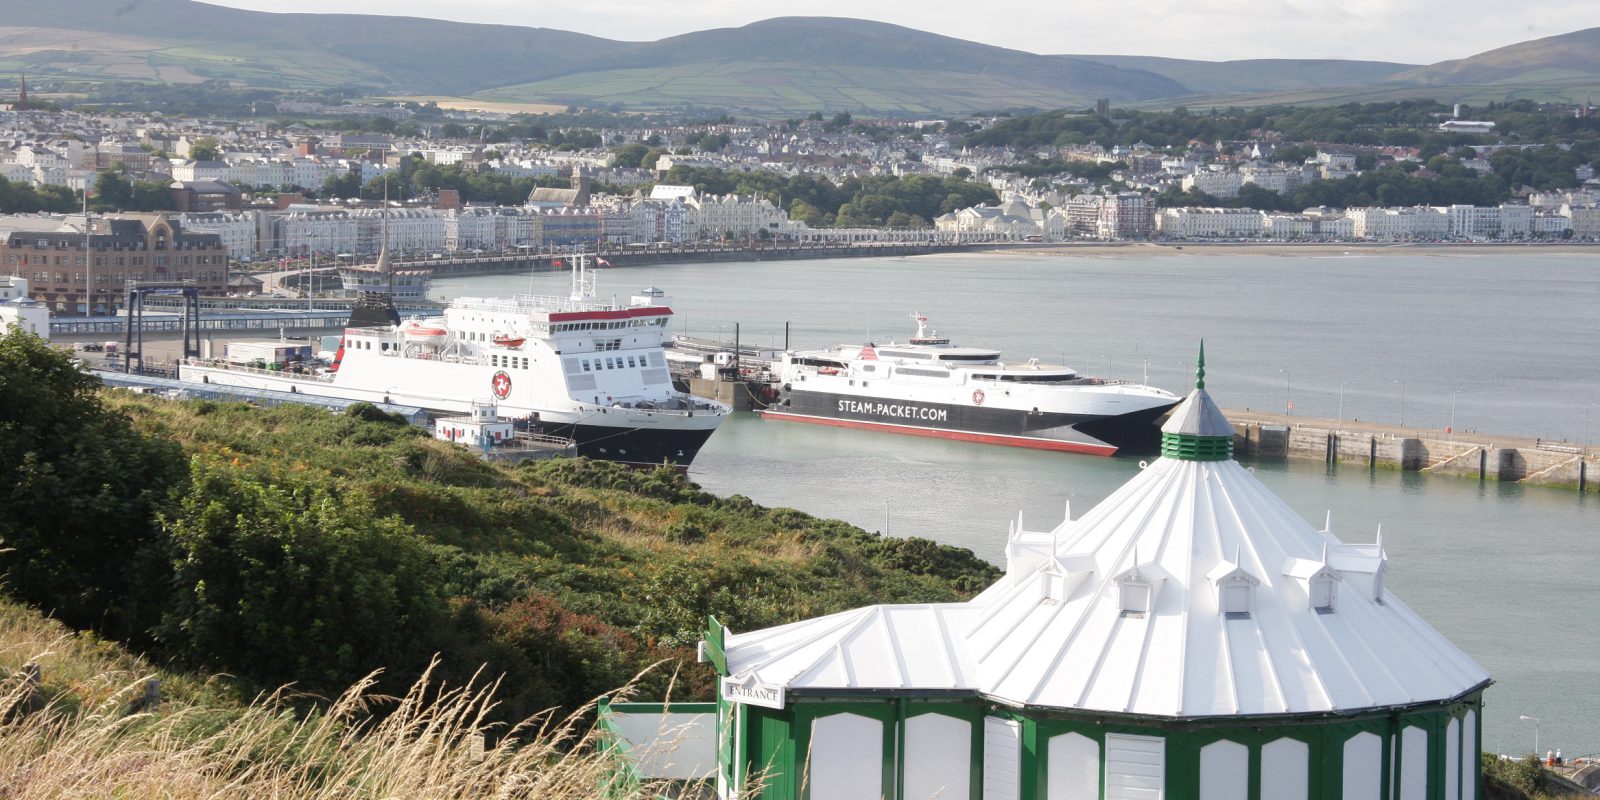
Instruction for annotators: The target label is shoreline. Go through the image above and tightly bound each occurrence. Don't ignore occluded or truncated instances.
[965,241,1600,258]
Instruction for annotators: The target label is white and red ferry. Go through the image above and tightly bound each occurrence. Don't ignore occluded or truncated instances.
[762,314,1179,456]
[180,258,730,467]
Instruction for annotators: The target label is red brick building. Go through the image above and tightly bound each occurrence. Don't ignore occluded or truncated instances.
[1,215,228,315]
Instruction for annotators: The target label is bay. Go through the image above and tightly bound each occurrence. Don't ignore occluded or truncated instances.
[434,251,1600,757]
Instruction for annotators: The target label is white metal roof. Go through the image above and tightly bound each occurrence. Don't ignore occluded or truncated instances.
[718,389,1490,719]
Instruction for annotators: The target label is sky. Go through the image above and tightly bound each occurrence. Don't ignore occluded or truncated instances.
[199,0,1599,64]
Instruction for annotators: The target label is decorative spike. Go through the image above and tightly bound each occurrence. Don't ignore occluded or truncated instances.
[1196,340,1206,390]
[1320,542,1329,563]
[1063,499,1072,523]
[1375,525,1384,551]
[1323,510,1332,532]
[1233,544,1241,566]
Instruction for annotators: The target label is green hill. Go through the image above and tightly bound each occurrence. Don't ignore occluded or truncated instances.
[0,327,998,726]
[1070,55,1418,96]
[1394,27,1600,86]
[2,1,1598,114]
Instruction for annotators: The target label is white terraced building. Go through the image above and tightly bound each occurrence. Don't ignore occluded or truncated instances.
[608,352,1491,800]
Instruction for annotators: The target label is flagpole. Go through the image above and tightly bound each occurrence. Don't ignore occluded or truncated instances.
[82,179,91,317]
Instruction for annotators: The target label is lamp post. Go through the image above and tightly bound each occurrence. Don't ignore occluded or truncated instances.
[1279,369,1291,425]
[1102,354,1110,379]
[1450,390,1458,438]
[1395,379,1406,427]
[1337,380,1347,432]
[1519,715,1540,757]
[1585,403,1593,456]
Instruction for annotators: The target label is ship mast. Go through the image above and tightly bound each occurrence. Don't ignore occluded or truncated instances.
[380,176,392,297]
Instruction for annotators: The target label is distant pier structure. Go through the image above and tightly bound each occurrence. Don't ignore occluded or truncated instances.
[1226,410,1598,493]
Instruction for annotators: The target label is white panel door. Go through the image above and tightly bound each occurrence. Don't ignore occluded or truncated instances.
[904,714,972,800]
[1445,718,1460,800]
[1105,733,1165,800]
[808,713,884,800]
[1401,726,1429,800]
[1199,740,1248,800]
[1260,738,1308,800]
[1461,712,1477,800]
[982,717,1021,800]
[1047,732,1099,800]
[1342,732,1382,800]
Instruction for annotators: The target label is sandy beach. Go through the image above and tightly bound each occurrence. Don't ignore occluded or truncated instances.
[964,241,1600,258]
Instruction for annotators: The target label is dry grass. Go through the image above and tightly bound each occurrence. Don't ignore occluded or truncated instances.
[0,601,708,799]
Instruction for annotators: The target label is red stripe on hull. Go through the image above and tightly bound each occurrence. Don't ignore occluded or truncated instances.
[760,411,1119,456]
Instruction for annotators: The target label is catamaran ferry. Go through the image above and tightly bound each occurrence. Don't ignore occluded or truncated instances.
[179,259,730,467]
[762,314,1180,455]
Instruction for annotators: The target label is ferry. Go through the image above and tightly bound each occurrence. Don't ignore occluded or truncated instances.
[179,257,730,467]
[762,314,1180,455]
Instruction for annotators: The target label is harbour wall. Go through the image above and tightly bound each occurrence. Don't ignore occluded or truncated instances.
[411,242,977,279]
[1227,412,1597,493]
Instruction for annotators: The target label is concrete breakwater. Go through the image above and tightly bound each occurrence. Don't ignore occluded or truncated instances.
[411,242,975,279]
[1225,409,1598,493]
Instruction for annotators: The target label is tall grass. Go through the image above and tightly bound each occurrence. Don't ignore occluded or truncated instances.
[0,601,708,799]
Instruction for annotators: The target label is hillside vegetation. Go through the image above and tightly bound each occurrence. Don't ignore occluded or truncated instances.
[0,596,703,797]
[0,328,999,727]
[10,2,1598,113]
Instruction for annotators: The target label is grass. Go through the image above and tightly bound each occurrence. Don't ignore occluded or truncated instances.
[0,597,714,798]
[476,61,1100,114]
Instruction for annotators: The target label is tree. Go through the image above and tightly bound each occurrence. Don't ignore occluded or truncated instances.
[92,169,134,212]
[158,462,450,690]
[952,167,974,180]
[187,136,220,162]
[610,143,651,169]
[0,327,185,641]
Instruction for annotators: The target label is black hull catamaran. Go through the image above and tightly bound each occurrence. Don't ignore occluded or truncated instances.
[763,314,1179,455]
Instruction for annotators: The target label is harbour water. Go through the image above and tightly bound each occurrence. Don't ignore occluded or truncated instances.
[434,250,1600,757]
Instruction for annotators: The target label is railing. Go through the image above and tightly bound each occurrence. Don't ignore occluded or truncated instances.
[184,358,336,383]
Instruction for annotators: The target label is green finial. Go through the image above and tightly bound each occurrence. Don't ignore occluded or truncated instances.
[1196,340,1206,390]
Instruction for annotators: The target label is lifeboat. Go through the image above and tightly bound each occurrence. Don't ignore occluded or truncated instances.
[400,319,449,345]
[492,332,526,348]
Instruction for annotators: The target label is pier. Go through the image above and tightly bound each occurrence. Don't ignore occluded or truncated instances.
[1225,409,1598,493]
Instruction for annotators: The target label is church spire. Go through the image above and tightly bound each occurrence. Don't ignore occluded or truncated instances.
[16,74,26,111]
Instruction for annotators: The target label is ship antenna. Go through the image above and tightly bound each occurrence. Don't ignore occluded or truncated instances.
[381,173,392,297]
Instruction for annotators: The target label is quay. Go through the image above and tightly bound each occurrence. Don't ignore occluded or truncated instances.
[391,241,979,279]
[1224,409,1598,494]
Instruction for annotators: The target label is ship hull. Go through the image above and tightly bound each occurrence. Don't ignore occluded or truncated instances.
[763,389,1175,456]
[178,363,723,467]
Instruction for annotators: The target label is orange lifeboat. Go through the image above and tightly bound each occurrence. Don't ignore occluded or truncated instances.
[400,319,449,345]
[492,332,526,348]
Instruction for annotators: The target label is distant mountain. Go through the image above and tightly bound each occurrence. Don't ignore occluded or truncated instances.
[476,17,1189,113]
[1070,55,1418,96]
[1392,27,1600,85]
[0,0,623,94]
[0,3,1597,114]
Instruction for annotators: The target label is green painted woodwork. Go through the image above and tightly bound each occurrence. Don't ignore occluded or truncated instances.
[1161,432,1234,461]
[724,691,1483,800]
[706,615,728,676]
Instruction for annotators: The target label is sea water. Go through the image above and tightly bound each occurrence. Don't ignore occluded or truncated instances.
[434,251,1600,755]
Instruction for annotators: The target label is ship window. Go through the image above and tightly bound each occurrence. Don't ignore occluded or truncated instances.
[860,364,875,372]
[582,360,591,372]
[628,356,637,368]
[897,368,949,378]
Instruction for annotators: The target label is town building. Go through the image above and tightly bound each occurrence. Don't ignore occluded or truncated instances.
[0,215,228,314]
[1154,207,1264,238]
[608,356,1490,800]
[1095,193,1152,239]
[1181,169,1242,198]
[0,275,47,338]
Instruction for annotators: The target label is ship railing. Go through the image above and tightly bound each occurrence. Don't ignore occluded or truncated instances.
[451,294,633,315]
[183,358,337,383]
[587,397,730,417]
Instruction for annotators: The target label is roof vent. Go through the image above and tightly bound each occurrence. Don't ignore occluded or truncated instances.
[1207,546,1260,618]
